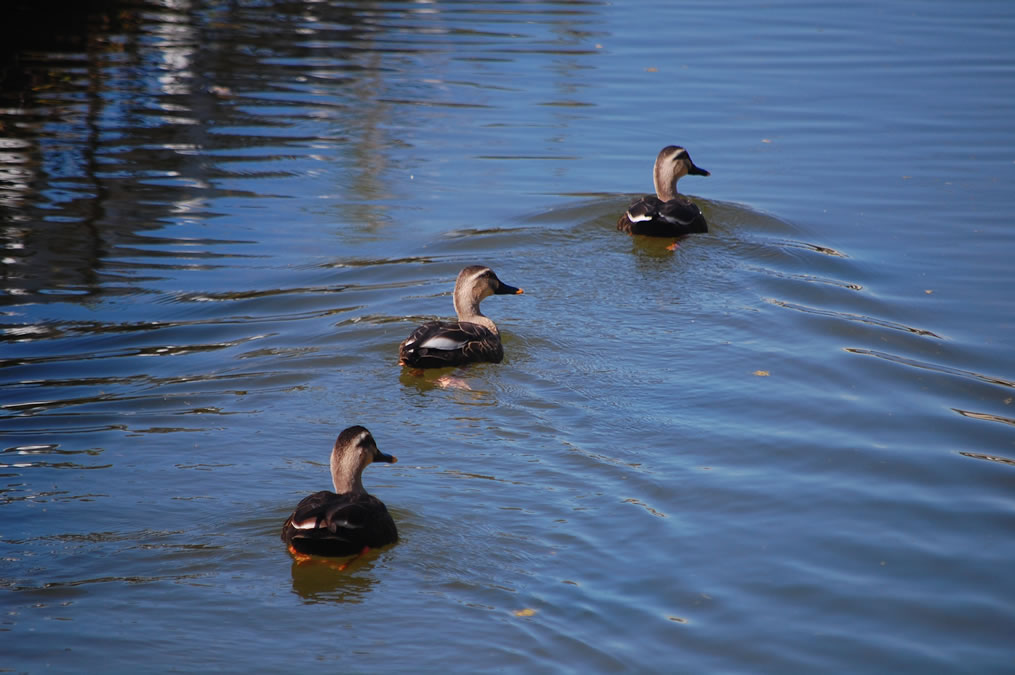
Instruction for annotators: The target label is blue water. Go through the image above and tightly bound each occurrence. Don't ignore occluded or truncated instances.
[2,0,1014,671]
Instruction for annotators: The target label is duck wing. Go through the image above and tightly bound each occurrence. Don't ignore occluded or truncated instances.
[618,195,708,236]
[282,490,398,556]
[399,320,503,368]
[656,198,708,233]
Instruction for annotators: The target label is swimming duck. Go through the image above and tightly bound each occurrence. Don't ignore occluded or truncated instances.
[617,145,710,238]
[398,265,523,368]
[281,425,398,558]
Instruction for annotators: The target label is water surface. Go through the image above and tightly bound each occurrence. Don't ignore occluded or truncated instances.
[2,0,1014,671]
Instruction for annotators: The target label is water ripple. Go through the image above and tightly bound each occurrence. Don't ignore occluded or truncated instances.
[769,298,942,338]
[845,348,1015,389]
[958,451,1015,468]
[951,408,1015,427]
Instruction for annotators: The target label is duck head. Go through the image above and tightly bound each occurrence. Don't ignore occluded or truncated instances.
[330,425,396,494]
[452,265,523,321]
[653,145,709,201]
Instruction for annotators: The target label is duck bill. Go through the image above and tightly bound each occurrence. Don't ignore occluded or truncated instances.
[688,162,710,177]
[374,451,397,464]
[495,283,524,295]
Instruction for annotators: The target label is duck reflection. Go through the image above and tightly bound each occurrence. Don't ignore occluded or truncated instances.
[397,367,489,394]
[288,552,384,603]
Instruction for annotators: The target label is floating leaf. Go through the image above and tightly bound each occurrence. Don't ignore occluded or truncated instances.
[513,608,536,617]
[753,370,770,377]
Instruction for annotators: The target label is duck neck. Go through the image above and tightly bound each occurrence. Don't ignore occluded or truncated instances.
[656,181,677,201]
[331,453,365,495]
[453,289,498,333]
[653,165,680,202]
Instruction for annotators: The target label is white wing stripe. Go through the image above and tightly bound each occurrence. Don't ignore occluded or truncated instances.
[420,336,468,350]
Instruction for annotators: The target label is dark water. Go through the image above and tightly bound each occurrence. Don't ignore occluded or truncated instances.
[2,0,1014,671]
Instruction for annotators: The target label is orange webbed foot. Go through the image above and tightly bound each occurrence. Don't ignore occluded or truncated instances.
[436,375,472,390]
[288,544,373,571]
[288,544,314,565]
[337,546,372,571]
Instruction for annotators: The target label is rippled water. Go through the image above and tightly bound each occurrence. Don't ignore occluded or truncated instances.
[2,0,1014,671]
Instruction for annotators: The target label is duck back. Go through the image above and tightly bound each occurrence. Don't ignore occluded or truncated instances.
[618,194,708,237]
[398,320,504,368]
[281,490,398,557]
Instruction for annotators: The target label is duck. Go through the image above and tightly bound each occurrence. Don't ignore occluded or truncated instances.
[398,265,523,368]
[281,425,398,559]
[617,145,710,238]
